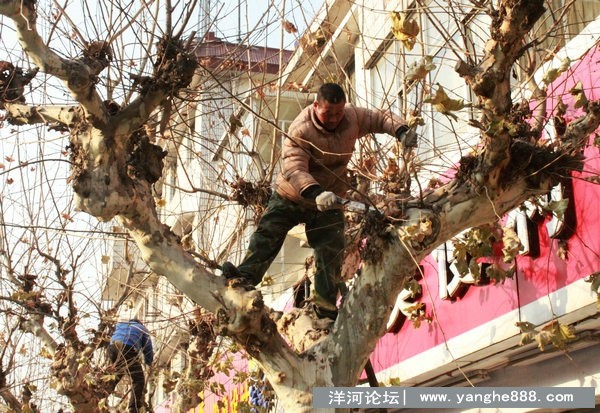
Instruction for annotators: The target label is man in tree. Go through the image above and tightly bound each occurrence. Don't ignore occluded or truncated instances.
[106,319,154,413]
[223,82,416,320]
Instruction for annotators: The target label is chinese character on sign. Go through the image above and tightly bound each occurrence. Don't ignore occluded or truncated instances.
[383,390,401,405]
[347,391,362,405]
[329,390,346,405]
[365,389,382,405]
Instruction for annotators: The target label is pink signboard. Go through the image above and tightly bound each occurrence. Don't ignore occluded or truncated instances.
[368,44,600,375]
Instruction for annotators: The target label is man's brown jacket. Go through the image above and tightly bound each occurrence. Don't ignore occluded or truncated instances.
[275,104,405,204]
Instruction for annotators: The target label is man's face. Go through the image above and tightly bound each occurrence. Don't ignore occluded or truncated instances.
[313,99,345,131]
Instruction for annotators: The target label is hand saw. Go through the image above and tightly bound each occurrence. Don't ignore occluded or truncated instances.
[334,195,379,213]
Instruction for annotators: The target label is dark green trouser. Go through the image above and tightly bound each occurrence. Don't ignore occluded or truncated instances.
[237,192,345,309]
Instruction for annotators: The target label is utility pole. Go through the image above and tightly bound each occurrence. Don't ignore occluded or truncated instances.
[237,0,242,42]
[198,0,212,37]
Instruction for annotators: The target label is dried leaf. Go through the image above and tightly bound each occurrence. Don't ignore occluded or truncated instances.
[388,377,401,386]
[359,155,377,173]
[502,227,522,263]
[419,219,432,235]
[541,58,570,85]
[535,330,550,351]
[390,12,420,50]
[156,198,166,207]
[241,127,250,137]
[519,333,535,346]
[83,374,94,386]
[468,257,481,280]
[427,177,443,188]
[540,320,576,350]
[556,240,568,260]
[424,85,465,120]
[558,322,576,340]
[40,346,53,359]
[405,278,422,298]
[101,374,117,382]
[585,271,600,292]
[300,32,318,49]
[261,275,274,286]
[284,81,308,92]
[570,81,588,109]
[516,321,536,333]
[283,20,297,34]
[61,213,74,222]
[403,302,430,328]
[545,198,569,221]
[516,321,537,346]
[398,218,433,246]
[407,115,425,128]
[556,96,568,116]
[486,263,515,284]
[403,302,424,314]
[405,56,436,83]
[299,29,327,51]
[515,320,576,351]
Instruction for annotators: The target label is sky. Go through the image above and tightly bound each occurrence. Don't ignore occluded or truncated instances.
[206,0,321,49]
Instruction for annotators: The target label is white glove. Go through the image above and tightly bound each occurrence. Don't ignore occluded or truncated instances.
[315,191,338,211]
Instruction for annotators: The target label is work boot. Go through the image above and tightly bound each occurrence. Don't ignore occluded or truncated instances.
[310,292,339,320]
[313,305,338,321]
[303,302,336,330]
[221,261,255,290]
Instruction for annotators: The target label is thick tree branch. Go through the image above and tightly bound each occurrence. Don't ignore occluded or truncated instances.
[3,102,81,128]
[456,0,546,188]
[112,36,198,135]
[20,314,58,354]
[0,0,109,126]
[114,178,321,411]
[117,192,224,311]
[463,0,546,113]
[2,1,596,411]
[254,339,317,412]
